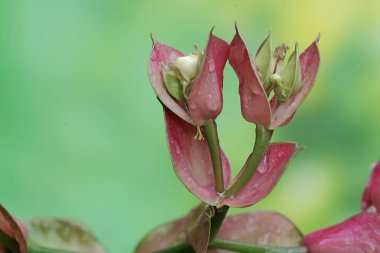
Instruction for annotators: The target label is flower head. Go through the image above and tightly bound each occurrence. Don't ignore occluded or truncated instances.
[229,26,320,129]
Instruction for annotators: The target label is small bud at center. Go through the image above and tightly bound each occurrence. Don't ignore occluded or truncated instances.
[172,54,199,82]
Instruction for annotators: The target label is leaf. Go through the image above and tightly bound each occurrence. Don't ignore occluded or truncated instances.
[0,205,27,253]
[254,33,272,88]
[187,30,229,123]
[209,211,303,253]
[149,38,195,125]
[270,36,320,129]
[229,26,272,128]
[303,213,380,253]
[135,204,211,253]
[25,218,108,253]
[164,108,231,205]
[220,142,300,208]
[362,161,380,213]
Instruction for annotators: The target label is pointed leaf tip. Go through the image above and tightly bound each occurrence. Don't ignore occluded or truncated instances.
[149,32,155,45]
[315,33,321,43]
[362,161,380,213]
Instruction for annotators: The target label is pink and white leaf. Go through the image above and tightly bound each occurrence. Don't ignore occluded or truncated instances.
[188,33,229,123]
[270,38,320,129]
[165,108,231,205]
[220,142,299,207]
[229,27,271,128]
[303,213,380,253]
[209,211,303,253]
[149,40,194,125]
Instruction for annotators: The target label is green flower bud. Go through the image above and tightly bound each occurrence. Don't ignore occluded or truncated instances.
[162,66,186,104]
[273,43,301,102]
[254,33,273,90]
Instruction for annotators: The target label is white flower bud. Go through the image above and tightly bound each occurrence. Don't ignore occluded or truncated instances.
[172,54,199,82]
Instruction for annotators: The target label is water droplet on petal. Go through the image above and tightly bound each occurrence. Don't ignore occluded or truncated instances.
[278,151,286,158]
[208,60,215,72]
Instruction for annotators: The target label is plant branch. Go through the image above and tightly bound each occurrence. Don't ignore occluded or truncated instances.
[224,125,273,197]
[210,239,307,253]
[202,119,224,193]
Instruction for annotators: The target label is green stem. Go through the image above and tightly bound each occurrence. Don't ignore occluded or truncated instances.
[210,240,307,253]
[224,125,273,197]
[152,243,194,253]
[27,245,78,253]
[0,230,18,253]
[202,120,224,193]
[209,206,229,241]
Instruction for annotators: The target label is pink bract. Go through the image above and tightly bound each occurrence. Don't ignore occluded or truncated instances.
[219,142,300,207]
[362,161,380,213]
[149,31,229,126]
[0,205,27,253]
[165,108,231,205]
[303,213,380,253]
[229,27,320,129]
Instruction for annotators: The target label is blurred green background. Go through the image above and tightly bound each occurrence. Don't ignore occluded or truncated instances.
[1,0,380,252]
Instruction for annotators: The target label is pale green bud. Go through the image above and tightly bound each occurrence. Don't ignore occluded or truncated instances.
[254,33,273,90]
[273,43,301,102]
[163,66,186,104]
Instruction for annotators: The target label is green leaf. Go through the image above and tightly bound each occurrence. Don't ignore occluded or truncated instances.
[254,33,273,89]
[25,218,108,253]
[274,43,301,102]
[163,68,187,104]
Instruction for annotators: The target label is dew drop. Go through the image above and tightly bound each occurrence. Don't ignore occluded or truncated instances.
[208,60,215,72]
[278,151,286,158]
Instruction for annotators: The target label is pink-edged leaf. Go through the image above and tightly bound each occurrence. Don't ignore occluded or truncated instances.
[220,142,299,207]
[303,213,380,253]
[0,205,27,253]
[149,39,195,125]
[187,207,214,253]
[188,32,229,123]
[209,211,303,253]
[135,204,210,253]
[270,37,320,129]
[362,161,380,213]
[165,108,231,205]
[229,27,271,128]
[25,218,108,253]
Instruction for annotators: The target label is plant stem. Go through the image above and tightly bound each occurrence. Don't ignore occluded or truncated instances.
[152,243,195,253]
[209,240,307,253]
[209,206,229,241]
[0,230,18,253]
[224,125,273,197]
[202,119,224,193]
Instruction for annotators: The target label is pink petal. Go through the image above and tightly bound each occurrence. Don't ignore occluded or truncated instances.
[303,213,380,253]
[188,32,229,123]
[220,142,299,207]
[229,27,271,128]
[0,205,27,253]
[149,39,195,125]
[165,108,231,205]
[270,37,320,129]
[362,161,380,213]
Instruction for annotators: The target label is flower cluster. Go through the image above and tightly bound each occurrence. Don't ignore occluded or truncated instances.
[148,26,320,209]
[137,24,380,253]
